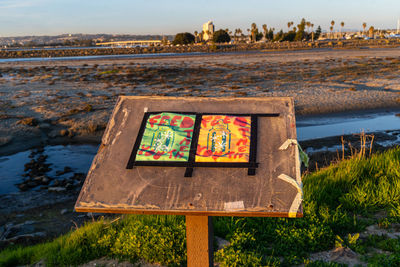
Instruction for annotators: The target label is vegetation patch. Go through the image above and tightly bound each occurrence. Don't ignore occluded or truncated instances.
[1,147,399,266]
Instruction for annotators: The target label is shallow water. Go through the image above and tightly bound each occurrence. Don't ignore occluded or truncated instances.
[0,144,98,195]
[297,112,400,141]
[0,52,204,63]
[3,46,111,52]
[5,45,291,53]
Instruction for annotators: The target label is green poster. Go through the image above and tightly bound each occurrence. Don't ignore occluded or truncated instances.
[136,112,195,162]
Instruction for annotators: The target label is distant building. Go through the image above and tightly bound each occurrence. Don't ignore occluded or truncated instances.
[202,21,215,41]
[397,19,400,34]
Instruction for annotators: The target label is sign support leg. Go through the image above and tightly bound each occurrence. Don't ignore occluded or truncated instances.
[186,215,213,267]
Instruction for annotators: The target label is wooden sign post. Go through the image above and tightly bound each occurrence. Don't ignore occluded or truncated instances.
[75,96,302,267]
[186,216,213,266]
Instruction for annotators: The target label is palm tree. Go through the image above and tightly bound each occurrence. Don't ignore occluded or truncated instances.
[262,24,268,39]
[340,22,345,38]
[331,20,335,38]
[311,23,315,41]
[362,22,367,36]
[368,26,375,38]
[330,26,333,39]
[306,21,311,33]
[199,30,204,42]
[194,31,198,43]
[233,29,239,43]
[251,23,257,42]
[287,21,294,31]
[206,30,211,41]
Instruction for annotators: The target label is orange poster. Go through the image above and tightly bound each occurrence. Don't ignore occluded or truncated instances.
[195,115,251,162]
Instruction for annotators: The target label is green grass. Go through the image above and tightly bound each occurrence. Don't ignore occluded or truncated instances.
[304,147,400,214]
[0,220,108,267]
[1,147,400,266]
[0,216,186,267]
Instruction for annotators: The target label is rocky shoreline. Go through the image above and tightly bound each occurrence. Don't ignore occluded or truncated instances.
[0,145,96,248]
[1,39,400,59]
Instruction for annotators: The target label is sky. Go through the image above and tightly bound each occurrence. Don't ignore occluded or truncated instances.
[0,0,400,37]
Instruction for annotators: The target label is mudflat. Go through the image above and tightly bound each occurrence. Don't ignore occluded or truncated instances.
[1,47,400,251]
[0,48,400,156]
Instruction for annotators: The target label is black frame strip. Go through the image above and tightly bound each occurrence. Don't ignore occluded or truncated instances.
[133,161,259,168]
[143,111,280,117]
[126,112,151,169]
[184,114,202,177]
[248,115,258,176]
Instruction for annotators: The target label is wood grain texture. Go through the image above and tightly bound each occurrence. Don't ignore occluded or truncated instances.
[186,216,213,267]
[75,96,302,217]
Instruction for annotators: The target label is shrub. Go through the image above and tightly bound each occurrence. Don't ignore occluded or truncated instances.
[215,229,263,266]
[172,32,195,45]
[108,216,186,265]
[212,29,231,43]
[282,31,296,42]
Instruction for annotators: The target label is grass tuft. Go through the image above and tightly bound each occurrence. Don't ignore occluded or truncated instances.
[304,147,400,214]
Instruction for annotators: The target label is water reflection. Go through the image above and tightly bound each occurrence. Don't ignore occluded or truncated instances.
[297,113,400,141]
[0,52,204,63]
[0,144,98,195]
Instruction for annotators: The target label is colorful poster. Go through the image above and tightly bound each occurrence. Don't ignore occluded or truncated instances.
[136,113,195,161]
[195,115,251,162]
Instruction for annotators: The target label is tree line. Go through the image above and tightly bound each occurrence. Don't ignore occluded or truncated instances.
[173,18,322,45]
[173,18,379,45]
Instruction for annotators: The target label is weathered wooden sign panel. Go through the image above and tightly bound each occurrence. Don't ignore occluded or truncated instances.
[75,96,302,217]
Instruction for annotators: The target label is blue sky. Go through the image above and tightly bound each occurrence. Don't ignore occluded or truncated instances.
[0,0,399,36]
